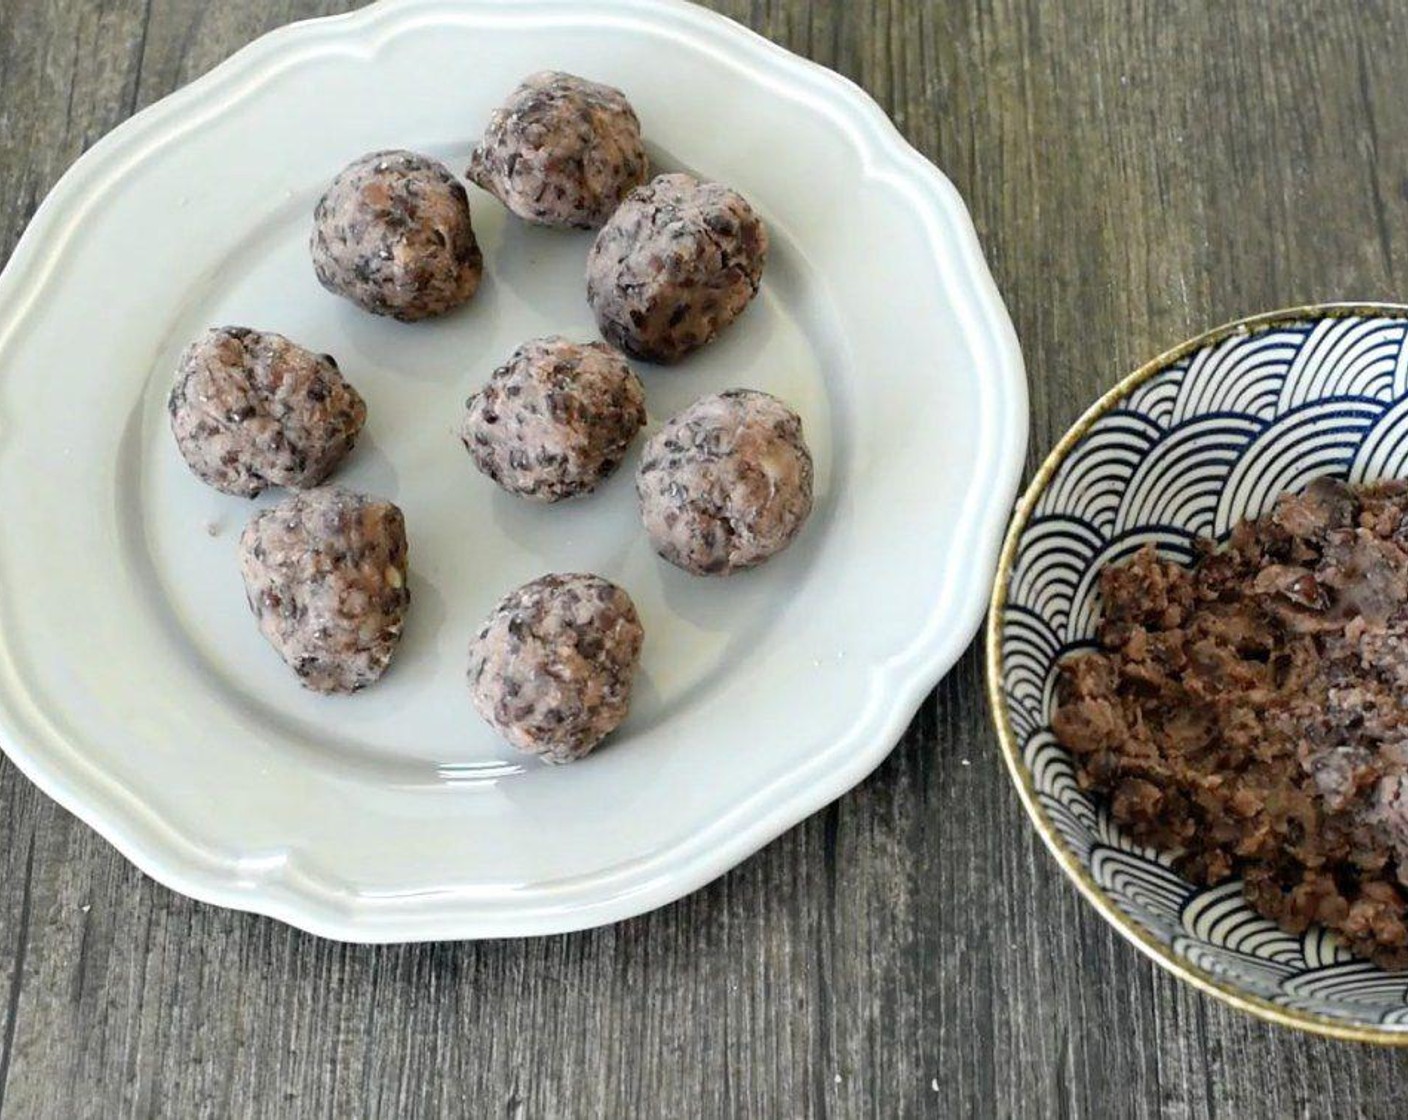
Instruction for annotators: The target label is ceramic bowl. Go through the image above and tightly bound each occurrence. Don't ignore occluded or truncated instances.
[988,303,1408,1043]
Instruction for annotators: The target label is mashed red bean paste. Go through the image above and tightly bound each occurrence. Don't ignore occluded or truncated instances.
[169,326,366,498]
[586,172,768,364]
[468,71,648,230]
[1052,478,1408,967]
[468,573,644,764]
[311,150,483,321]
[239,487,410,694]
[460,336,646,502]
[636,389,813,576]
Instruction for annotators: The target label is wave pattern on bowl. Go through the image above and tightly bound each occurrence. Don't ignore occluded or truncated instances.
[1002,313,1408,1028]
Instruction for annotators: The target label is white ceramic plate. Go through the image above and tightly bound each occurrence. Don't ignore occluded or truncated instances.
[0,0,1026,940]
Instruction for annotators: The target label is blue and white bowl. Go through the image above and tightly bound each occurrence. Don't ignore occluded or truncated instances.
[988,304,1408,1043]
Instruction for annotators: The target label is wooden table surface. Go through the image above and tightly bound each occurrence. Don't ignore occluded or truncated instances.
[4,0,1408,1115]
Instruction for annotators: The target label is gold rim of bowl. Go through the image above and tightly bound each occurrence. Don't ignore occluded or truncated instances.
[986,301,1408,1046]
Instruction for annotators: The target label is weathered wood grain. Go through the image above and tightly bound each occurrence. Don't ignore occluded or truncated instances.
[4,0,1408,1116]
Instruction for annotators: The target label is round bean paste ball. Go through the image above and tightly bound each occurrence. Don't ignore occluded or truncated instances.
[460,336,647,502]
[467,573,644,763]
[168,326,367,498]
[311,150,483,321]
[636,390,814,576]
[467,71,648,229]
[585,172,768,363]
[239,487,411,694]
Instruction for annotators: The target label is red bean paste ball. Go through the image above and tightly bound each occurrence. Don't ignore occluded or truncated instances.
[585,172,768,363]
[168,326,367,498]
[311,150,483,321]
[468,71,649,230]
[467,573,644,763]
[460,336,646,502]
[637,390,813,576]
[239,487,410,694]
